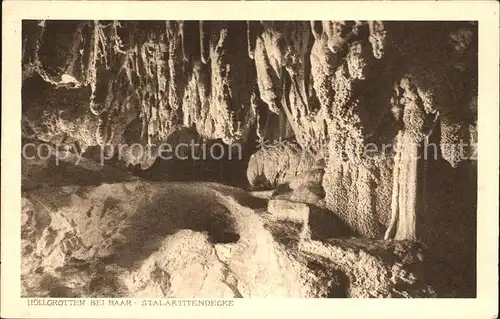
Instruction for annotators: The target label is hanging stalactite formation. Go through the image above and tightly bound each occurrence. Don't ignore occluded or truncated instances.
[22,19,477,248]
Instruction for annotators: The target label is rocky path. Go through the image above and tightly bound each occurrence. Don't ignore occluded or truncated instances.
[22,179,435,298]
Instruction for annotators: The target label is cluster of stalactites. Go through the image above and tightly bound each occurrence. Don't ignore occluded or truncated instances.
[22,20,388,139]
[23,21,476,171]
[247,21,389,158]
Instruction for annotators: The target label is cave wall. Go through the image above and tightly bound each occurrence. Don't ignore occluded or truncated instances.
[22,20,477,251]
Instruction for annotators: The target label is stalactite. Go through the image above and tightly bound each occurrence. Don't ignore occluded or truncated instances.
[246,21,259,60]
[166,21,185,112]
[283,22,311,117]
[179,21,188,63]
[281,71,302,140]
[200,21,210,64]
[254,33,282,114]
[368,21,387,59]
[321,21,360,54]
[310,21,322,40]
[21,21,478,243]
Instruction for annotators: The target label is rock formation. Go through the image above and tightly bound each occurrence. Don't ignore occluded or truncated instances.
[22,20,477,297]
[21,160,434,298]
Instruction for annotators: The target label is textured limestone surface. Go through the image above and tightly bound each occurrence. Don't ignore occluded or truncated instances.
[21,20,477,297]
[23,20,477,167]
[246,141,318,189]
[22,178,434,298]
[21,148,434,298]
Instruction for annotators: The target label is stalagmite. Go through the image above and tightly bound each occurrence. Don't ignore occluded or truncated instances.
[393,132,420,241]
[384,132,402,240]
[385,77,428,241]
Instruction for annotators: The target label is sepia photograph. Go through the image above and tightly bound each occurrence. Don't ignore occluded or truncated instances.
[19,18,478,298]
[1,1,499,318]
